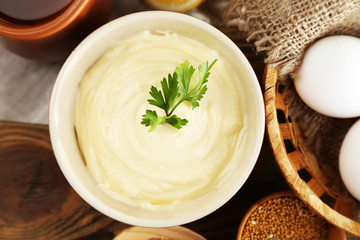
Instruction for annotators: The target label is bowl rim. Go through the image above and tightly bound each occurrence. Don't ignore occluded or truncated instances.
[49,10,265,227]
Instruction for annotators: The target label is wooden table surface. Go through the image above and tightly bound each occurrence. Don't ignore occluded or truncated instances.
[0,1,292,239]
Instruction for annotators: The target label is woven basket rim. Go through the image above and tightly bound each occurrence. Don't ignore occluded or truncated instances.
[264,64,360,237]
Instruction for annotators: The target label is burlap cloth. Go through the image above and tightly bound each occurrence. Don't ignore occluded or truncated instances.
[223,0,360,220]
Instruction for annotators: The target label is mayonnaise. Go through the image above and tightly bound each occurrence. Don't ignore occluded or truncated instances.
[74,30,247,209]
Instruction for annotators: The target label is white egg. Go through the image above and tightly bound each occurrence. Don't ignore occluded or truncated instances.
[294,35,360,118]
[339,119,360,201]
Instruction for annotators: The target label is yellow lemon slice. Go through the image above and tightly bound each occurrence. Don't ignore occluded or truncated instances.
[145,0,206,12]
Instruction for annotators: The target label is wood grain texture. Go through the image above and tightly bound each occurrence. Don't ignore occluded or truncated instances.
[0,121,128,240]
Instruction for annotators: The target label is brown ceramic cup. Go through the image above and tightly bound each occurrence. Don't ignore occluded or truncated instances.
[0,0,112,61]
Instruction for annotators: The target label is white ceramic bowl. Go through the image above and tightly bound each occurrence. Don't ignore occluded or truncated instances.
[49,11,265,227]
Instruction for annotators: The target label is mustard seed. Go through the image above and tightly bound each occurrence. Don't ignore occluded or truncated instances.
[240,196,328,240]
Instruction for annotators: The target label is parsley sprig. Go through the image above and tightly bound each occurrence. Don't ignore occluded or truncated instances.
[141,59,217,132]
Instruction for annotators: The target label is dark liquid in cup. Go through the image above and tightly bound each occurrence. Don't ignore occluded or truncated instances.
[0,0,73,25]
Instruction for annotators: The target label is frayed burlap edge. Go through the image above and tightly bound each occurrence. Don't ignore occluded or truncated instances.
[224,0,360,80]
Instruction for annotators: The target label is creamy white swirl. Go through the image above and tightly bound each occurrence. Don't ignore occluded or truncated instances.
[74,30,247,209]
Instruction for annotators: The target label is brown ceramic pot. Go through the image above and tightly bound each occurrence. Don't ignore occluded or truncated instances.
[0,0,112,61]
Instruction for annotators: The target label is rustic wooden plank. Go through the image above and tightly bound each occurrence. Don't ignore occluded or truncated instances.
[0,121,129,240]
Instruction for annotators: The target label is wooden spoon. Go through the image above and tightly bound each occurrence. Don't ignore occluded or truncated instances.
[114,226,205,240]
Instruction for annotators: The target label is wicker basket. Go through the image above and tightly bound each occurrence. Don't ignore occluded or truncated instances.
[264,65,360,237]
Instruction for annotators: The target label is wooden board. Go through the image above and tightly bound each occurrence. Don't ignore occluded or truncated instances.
[0,121,129,239]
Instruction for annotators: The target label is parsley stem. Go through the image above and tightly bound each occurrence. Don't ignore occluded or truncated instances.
[168,98,184,116]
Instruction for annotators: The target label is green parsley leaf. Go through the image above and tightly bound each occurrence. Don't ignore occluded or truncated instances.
[183,84,207,109]
[165,115,188,129]
[175,59,217,110]
[141,59,217,131]
[176,60,195,97]
[147,86,165,111]
[161,73,179,115]
[141,110,165,132]
[192,59,217,94]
